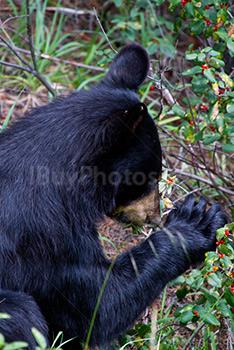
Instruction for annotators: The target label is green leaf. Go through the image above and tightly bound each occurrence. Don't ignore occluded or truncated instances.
[147,43,159,55]
[185,53,197,60]
[155,0,166,4]
[184,97,202,105]
[3,342,28,350]
[172,104,185,117]
[182,66,202,76]
[226,102,234,113]
[216,30,229,41]
[197,53,206,62]
[189,19,205,35]
[179,310,194,324]
[184,2,195,17]
[170,275,186,286]
[191,77,208,94]
[207,272,222,288]
[220,255,233,269]
[174,17,182,32]
[196,306,220,326]
[158,38,176,57]
[203,69,216,83]
[203,313,220,326]
[222,144,234,152]
[211,57,225,68]
[0,334,5,345]
[209,49,222,56]
[203,134,221,145]
[113,0,123,6]
[217,299,232,318]
[176,285,189,300]
[193,127,205,143]
[225,289,234,308]
[168,0,181,10]
[31,328,47,349]
[209,9,217,24]
[216,227,225,241]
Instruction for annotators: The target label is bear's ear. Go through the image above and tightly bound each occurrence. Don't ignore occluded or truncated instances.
[98,103,148,155]
[103,43,149,92]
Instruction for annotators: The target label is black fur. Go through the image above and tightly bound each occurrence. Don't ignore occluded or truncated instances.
[0,43,227,349]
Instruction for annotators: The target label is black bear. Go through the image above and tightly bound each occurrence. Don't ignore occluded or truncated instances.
[0,43,227,349]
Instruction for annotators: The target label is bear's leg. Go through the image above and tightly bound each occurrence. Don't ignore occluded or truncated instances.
[0,290,49,349]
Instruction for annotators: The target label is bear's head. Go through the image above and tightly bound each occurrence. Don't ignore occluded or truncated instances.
[80,43,162,226]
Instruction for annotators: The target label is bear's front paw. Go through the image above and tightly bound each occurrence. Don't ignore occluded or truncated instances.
[164,194,229,264]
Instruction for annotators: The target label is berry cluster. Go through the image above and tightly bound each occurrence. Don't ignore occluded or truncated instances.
[181,0,191,6]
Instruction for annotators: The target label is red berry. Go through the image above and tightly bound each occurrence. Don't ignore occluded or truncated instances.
[189,121,194,126]
[209,125,215,131]
[214,25,218,32]
[168,178,173,183]
[232,308,234,313]
[216,241,220,245]
[190,50,194,53]
[201,64,209,69]
[225,229,230,236]
[231,287,234,292]
[217,97,221,101]
[221,4,224,8]
[206,20,211,26]
[183,18,187,21]
[218,89,224,94]
[226,5,228,9]
[220,240,225,244]
[150,85,155,90]
[182,0,187,6]
[218,254,223,258]
[227,86,230,91]
[206,5,210,9]
[194,310,198,315]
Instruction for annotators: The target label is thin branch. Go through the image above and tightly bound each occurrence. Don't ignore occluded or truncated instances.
[146,0,165,38]
[93,7,118,54]
[170,169,234,197]
[0,60,31,73]
[0,34,33,70]
[0,15,28,29]
[0,42,105,72]
[26,0,37,70]
[46,7,95,16]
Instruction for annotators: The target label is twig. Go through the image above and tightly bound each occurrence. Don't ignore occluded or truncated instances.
[26,0,37,71]
[25,0,55,96]
[45,7,95,16]
[0,15,28,29]
[0,60,31,73]
[0,34,32,70]
[170,169,234,197]
[0,42,105,72]
[182,322,205,350]
[93,7,118,54]
[146,0,165,39]
[173,186,210,203]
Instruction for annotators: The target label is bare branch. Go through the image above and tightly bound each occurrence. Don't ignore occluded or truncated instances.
[46,7,95,16]
[0,42,105,72]
[0,60,31,73]
[26,0,38,71]
[93,7,118,54]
